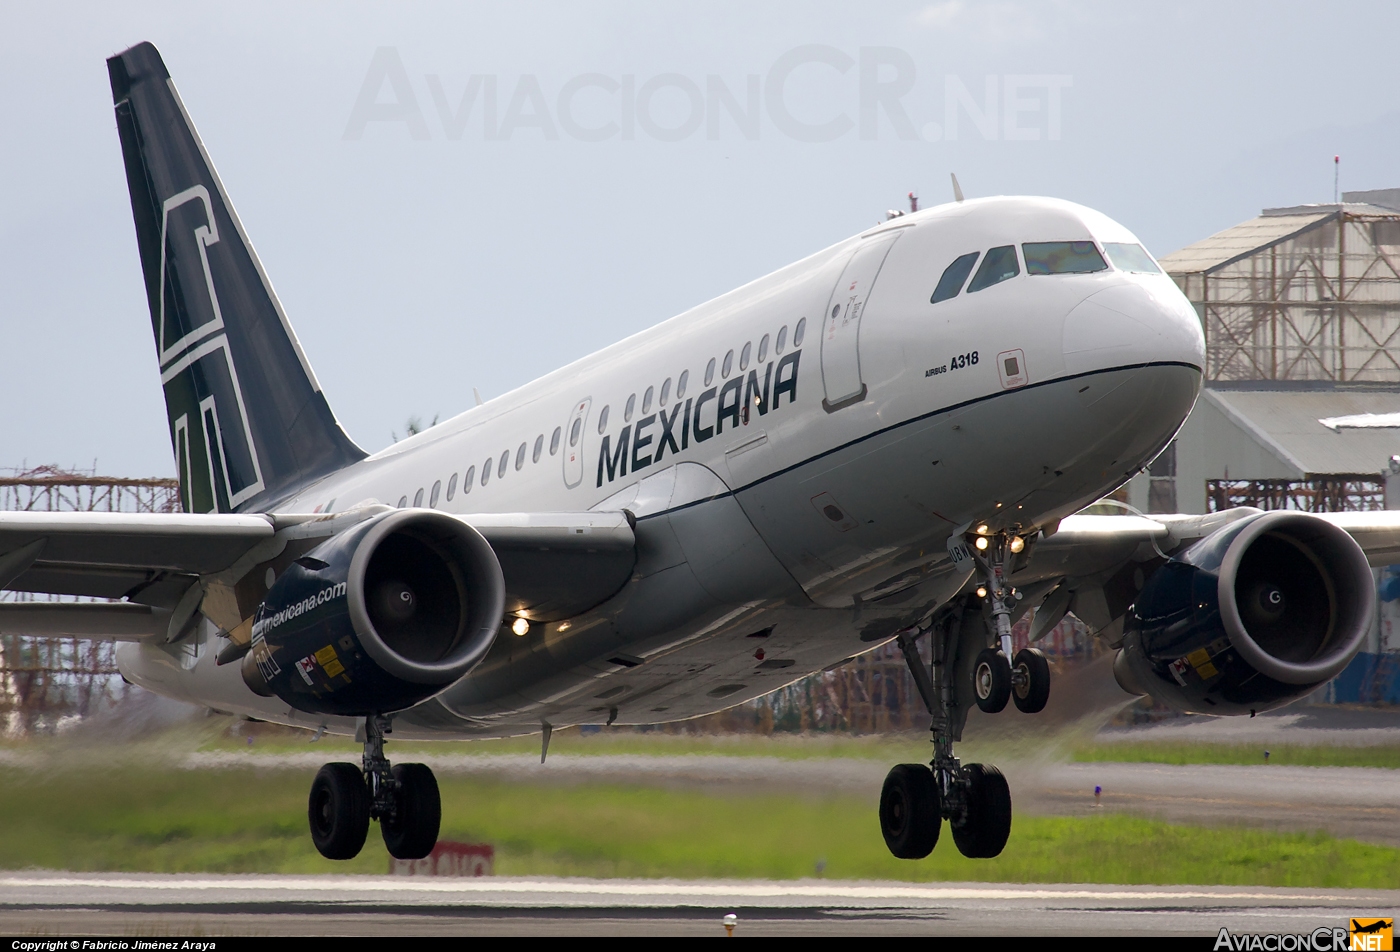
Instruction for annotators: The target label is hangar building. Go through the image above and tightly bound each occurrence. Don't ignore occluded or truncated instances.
[1122,189,1400,701]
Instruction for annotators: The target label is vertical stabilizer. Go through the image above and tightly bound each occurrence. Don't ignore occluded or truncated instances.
[108,42,365,513]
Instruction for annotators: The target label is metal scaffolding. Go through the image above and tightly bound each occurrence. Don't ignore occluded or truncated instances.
[1164,206,1400,383]
[696,612,1101,735]
[1206,476,1386,513]
[0,465,180,734]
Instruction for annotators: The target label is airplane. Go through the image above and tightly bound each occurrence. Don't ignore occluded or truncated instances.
[2,39,1396,864]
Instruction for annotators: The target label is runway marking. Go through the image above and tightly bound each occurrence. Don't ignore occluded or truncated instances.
[0,876,1377,905]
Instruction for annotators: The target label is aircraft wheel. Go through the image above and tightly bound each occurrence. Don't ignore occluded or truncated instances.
[382,763,442,860]
[951,763,1012,859]
[1012,647,1051,714]
[308,762,370,860]
[879,763,941,859]
[973,648,1011,713]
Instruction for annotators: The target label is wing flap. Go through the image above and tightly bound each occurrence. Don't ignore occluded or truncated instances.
[0,508,636,634]
[0,602,170,641]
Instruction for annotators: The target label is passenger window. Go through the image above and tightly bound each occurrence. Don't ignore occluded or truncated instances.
[515,443,527,470]
[597,405,610,433]
[967,246,1020,292]
[498,451,509,479]
[569,418,582,446]
[660,378,672,406]
[624,394,636,422]
[1103,242,1162,274]
[794,317,806,347]
[740,342,752,371]
[931,251,980,303]
[481,459,491,486]
[446,472,457,501]
[413,488,424,507]
[1023,241,1107,275]
[533,434,544,463]
[642,386,654,414]
[722,350,734,378]
[550,426,562,455]
[429,480,441,508]
[397,495,407,508]
[679,369,691,397]
[758,334,769,363]
[464,465,476,492]
[704,358,716,386]
[776,325,788,355]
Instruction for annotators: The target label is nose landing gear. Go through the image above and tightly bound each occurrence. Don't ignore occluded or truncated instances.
[308,715,442,861]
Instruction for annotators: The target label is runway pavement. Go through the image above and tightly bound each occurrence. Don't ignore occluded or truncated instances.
[0,874,1393,936]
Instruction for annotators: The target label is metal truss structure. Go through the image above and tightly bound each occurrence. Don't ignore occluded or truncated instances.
[1170,209,1400,382]
[1206,477,1386,513]
[0,466,180,733]
[695,614,1101,735]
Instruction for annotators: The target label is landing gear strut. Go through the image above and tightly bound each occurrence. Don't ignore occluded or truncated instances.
[878,612,1013,860]
[308,715,442,861]
[970,531,1050,715]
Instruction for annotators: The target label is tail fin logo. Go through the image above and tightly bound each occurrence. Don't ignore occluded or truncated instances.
[157,186,264,512]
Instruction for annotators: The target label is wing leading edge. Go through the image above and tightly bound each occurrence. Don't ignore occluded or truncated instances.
[0,508,635,642]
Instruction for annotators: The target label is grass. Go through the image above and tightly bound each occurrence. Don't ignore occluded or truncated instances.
[1071,742,1400,770]
[189,721,1400,771]
[0,762,1395,888]
[186,723,928,763]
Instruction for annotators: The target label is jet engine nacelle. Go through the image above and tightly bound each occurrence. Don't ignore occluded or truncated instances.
[243,509,505,716]
[1115,510,1373,715]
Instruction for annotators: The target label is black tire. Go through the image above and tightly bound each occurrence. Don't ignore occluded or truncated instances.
[1012,647,1051,714]
[308,762,370,860]
[951,763,1012,859]
[382,762,442,860]
[879,763,941,859]
[973,648,1011,714]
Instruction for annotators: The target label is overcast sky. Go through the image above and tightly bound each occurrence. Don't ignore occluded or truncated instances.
[2,1,1398,478]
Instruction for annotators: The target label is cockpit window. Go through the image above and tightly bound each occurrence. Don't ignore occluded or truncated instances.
[1023,241,1107,275]
[931,252,979,303]
[966,245,1020,292]
[1103,242,1162,274]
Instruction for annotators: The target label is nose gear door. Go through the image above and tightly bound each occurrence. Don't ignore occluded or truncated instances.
[820,230,902,412]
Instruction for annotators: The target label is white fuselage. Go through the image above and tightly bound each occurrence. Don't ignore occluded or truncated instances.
[121,195,1206,737]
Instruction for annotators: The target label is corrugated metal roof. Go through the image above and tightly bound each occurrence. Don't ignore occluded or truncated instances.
[1158,203,1400,276]
[1158,213,1331,275]
[1205,388,1400,475]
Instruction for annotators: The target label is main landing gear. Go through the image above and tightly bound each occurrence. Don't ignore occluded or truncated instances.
[308,715,442,861]
[877,530,1049,861]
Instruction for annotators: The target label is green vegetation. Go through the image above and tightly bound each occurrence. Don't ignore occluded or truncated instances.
[1071,742,1400,770]
[0,763,1395,888]
[186,723,925,762]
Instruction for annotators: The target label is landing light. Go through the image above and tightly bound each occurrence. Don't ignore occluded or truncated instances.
[976,586,988,598]
[512,617,530,637]
[974,536,989,551]
[976,524,990,535]
[1009,536,1025,554]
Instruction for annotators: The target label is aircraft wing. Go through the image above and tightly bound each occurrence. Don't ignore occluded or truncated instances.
[1014,508,1400,641]
[0,508,635,641]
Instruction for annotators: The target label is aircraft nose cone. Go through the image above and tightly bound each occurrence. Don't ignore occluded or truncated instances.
[1062,281,1204,375]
